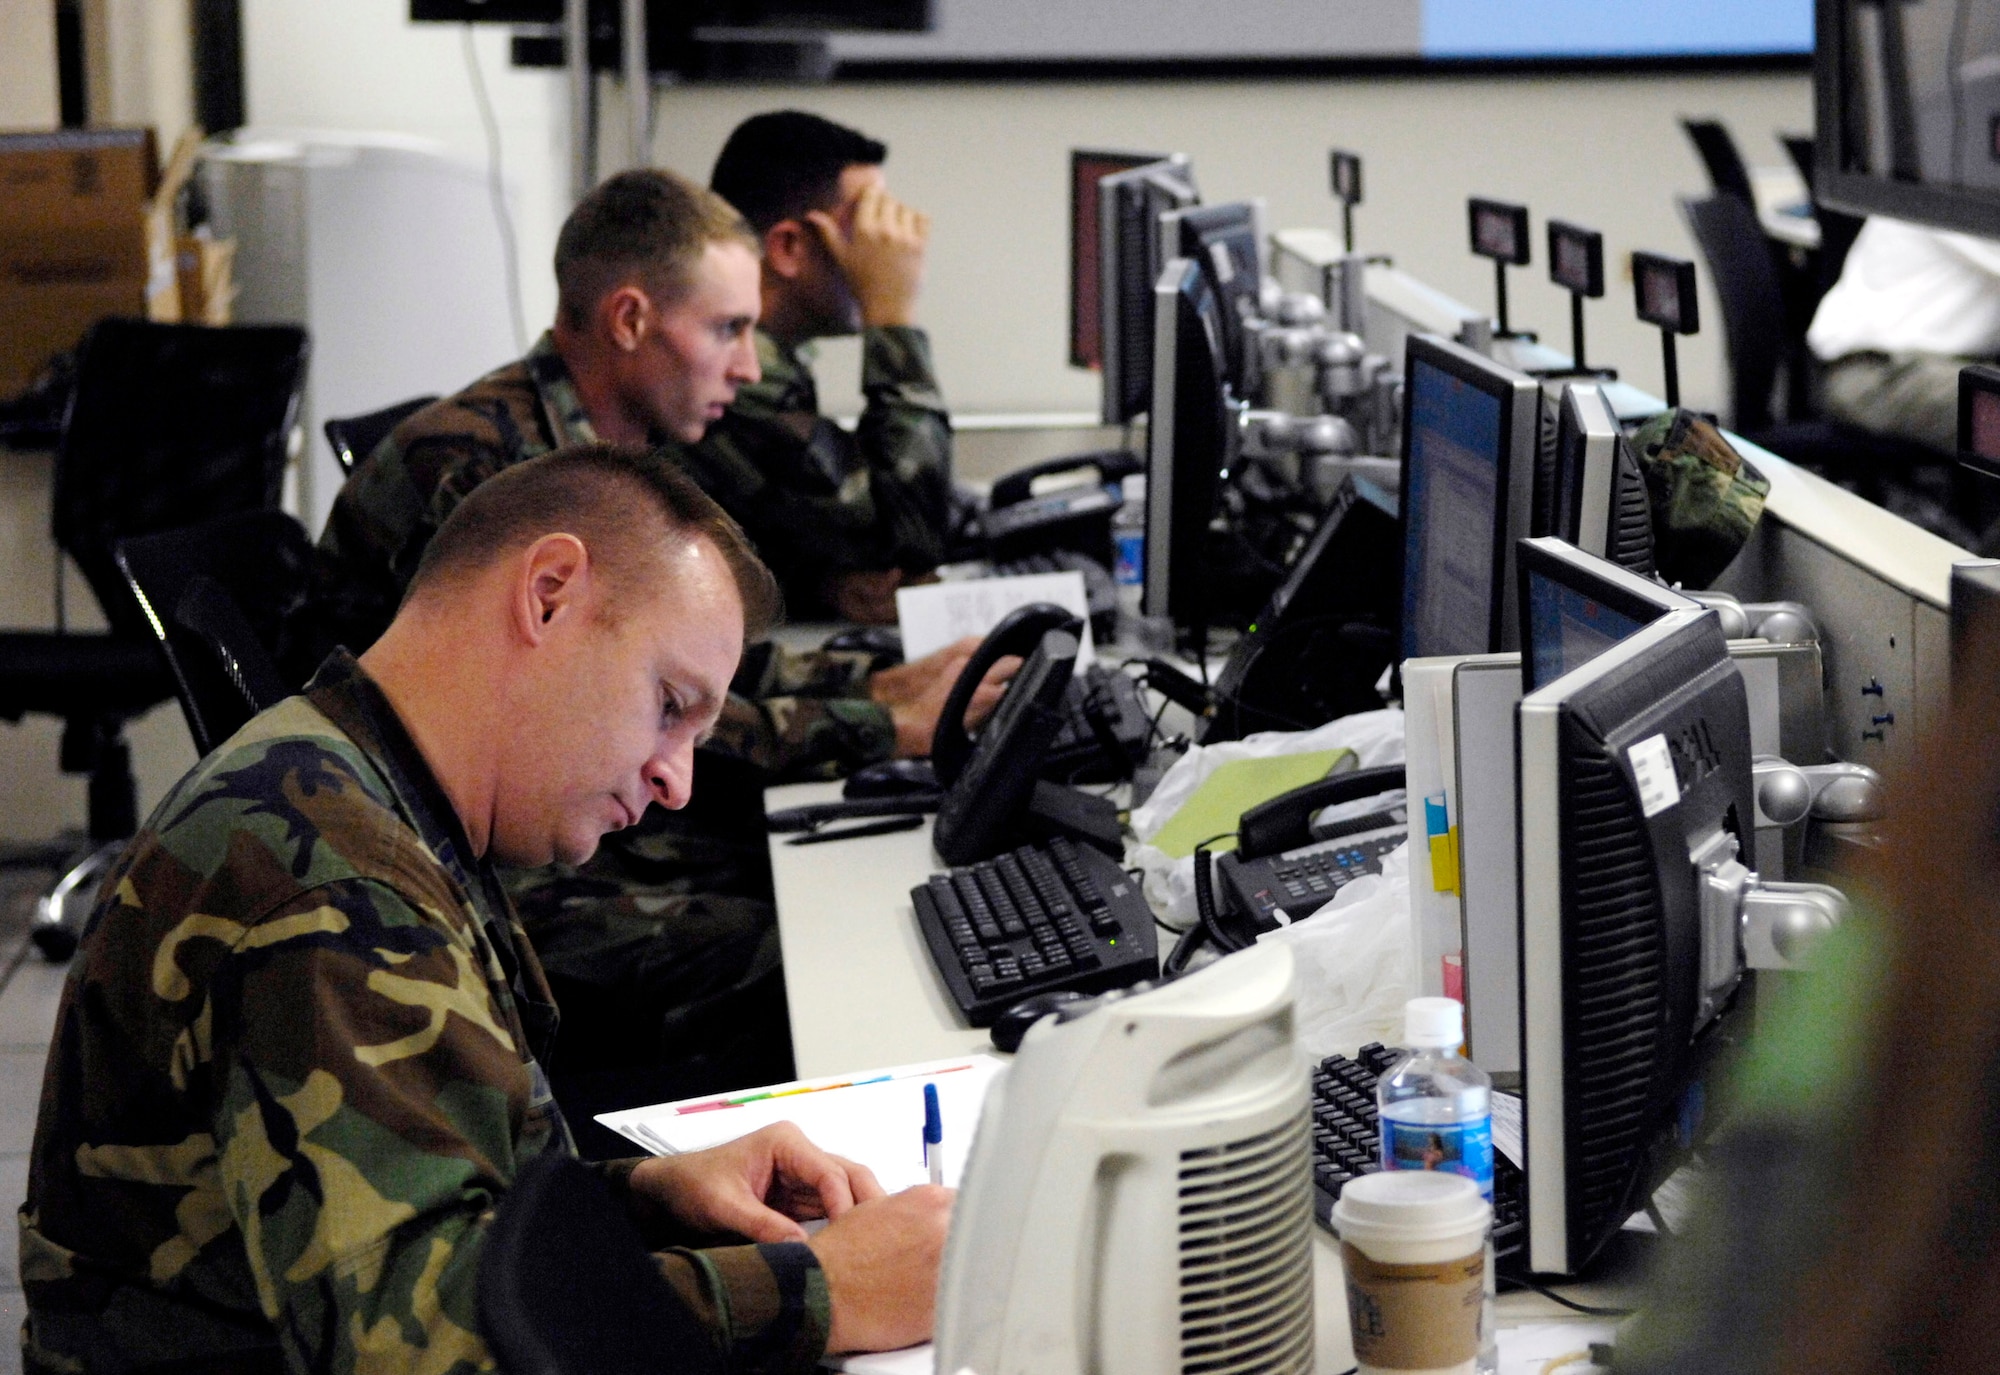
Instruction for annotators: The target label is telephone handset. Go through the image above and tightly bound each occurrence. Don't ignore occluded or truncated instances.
[931,602,1122,867]
[931,602,1084,787]
[1188,765,1409,959]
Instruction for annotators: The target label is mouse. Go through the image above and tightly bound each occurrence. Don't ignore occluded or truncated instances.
[989,990,1092,1054]
[843,759,939,799]
[822,626,905,667]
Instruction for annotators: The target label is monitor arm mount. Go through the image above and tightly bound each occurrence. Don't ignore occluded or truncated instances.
[1681,590,1820,646]
[1689,824,1849,1028]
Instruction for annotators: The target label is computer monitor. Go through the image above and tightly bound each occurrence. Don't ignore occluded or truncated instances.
[1200,475,1401,742]
[1144,255,1237,635]
[1517,537,1699,694]
[1538,382,1655,575]
[1165,200,1266,399]
[1950,558,2000,705]
[1098,158,1199,426]
[1397,333,1541,660]
[1070,149,1166,371]
[935,941,1312,1375]
[1516,602,1752,1275]
[1959,362,2000,481]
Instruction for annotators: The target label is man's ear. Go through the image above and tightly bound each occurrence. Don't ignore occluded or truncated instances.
[601,284,650,352]
[514,533,592,644]
[763,220,811,281]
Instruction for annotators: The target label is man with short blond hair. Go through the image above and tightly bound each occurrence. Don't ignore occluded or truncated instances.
[23,444,951,1375]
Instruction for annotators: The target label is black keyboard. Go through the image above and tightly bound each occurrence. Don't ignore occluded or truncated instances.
[1213,811,1405,933]
[991,550,1118,637]
[912,836,1159,1026]
[1311,1043,1528,1268]
[1043,664,1151,783]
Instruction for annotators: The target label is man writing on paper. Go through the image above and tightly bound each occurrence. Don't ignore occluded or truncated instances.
[20,445,949,1375]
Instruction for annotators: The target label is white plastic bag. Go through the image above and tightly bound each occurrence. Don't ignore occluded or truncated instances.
[1254,842,1414,1061]
[1128,708,1405,930]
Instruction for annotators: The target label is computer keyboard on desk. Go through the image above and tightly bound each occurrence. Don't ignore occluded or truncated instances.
[1312,1043,1527,1268]
[912,836,1158,1026]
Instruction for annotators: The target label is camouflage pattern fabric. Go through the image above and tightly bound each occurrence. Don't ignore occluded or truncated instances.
[287,331,896,782]
[18,653,829,1375]
[659,326,953,619]
[1629,408,1771,587]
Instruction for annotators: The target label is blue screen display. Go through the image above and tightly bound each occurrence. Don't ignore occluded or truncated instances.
[1423,0,1811,57]
[1402,359,1505,660]
[1525,571,1650,691]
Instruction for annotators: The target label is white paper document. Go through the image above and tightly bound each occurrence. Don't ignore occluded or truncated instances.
[896,572,1095,667]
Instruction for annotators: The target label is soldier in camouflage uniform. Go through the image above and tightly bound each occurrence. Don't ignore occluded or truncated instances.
[688,110,954,625]
[19,446,950,1375]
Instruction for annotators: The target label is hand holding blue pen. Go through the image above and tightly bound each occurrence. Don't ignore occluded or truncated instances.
[923,1082,944,1187]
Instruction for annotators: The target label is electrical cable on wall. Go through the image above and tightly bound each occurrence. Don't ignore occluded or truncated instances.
[464,25,528,354]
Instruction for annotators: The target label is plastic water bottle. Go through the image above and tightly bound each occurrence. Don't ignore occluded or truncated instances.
[1112,473,1146,626]
[1378,997,1493,1202]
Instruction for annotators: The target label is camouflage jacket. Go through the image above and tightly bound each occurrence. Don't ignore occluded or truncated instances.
[660,326,954,619]
[292,332,894,780]
[18,654,830,1375]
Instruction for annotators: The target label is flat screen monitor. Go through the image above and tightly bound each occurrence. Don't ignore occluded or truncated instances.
[1166,200,1265,399]
[1069,149,1165,371]
[1814,0,2000,238]
[1516,602,1751,1275]
[1144,255,1235,634]
[1397,333,1540,661]
[1541,382,1655,575]
[1950,558,2000,705]
[413,0,928,27]
[1960,362,2000,481]
[1517,536,1698,694]
[1098,158,1198,426]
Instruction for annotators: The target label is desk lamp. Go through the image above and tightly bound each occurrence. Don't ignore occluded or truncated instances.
[1468,197,1533,340]
[1631,251,1699,409]
[1546,219,1615,379]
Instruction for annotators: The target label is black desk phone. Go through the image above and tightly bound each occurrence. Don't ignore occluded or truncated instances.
[1187,765,1407,960]
[930,603,1122,866]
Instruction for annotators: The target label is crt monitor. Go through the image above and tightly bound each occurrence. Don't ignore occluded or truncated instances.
[1517,536,1699,694]
[1165,200,1266,399]
[1144,255,1237,634]
[1397,332,1541,660]
[1098,158,1199,426]
[1540,382,1655,575]
[1070,149,1166,371]
[1516,601,1752,1275]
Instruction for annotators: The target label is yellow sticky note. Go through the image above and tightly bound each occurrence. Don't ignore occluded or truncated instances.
[1429,829,1460,894]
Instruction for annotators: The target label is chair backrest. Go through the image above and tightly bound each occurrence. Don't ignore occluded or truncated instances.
[477,1152,722,1375]
[1682,118,1757,205]
[1780,133,1817,199]
[116,510,313,756]
[325,395,438,476]
[1679,193,1787,434]
[54,319,309,639]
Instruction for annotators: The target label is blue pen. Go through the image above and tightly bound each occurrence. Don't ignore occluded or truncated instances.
[923,1082,943,1186]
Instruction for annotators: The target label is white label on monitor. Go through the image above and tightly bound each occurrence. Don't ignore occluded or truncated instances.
[1628,734,1680,818]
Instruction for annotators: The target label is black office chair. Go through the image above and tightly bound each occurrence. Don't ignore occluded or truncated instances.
[1682,118,1757,205]
[325,395,437,475]
[477,1152,723,1375]
[0,319,309,957]
[117,510,314,757]
[1678,193,1978,544]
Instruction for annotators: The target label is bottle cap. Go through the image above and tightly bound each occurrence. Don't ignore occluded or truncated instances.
[1403,996,1463,1049]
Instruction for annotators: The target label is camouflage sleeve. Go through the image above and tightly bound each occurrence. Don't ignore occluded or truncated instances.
[202,876,827,1374]
[702,692,897,781]
[853,325,953,574]
[733,642,877,701]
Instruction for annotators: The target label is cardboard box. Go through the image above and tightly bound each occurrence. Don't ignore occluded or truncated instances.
[0,127,156,398]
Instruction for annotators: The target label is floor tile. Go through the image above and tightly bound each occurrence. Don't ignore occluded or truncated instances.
[0,1157,22,1288]
[0,959,65,1050]
[0,1287,21,1375]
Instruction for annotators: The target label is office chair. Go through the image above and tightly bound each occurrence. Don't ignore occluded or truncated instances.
[324,394,437,475]
[0,319,309,958]
[116,510,313,757]
[477,1152,724,1375]
[1682,118,1757,205]
[1678,194,1977,544]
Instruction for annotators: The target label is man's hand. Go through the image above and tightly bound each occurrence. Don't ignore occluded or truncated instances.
[807,183,930,330]
[828,568,906,625]
[629,1122,885,1243]
[869,637,1020,758]
[809,1185,953,1353]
